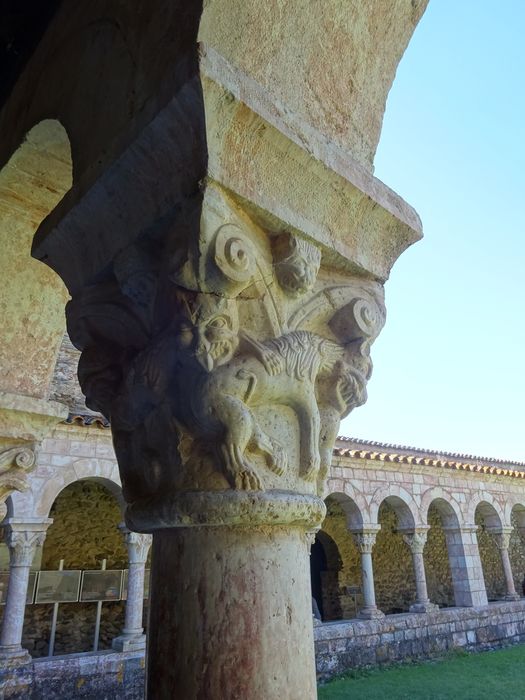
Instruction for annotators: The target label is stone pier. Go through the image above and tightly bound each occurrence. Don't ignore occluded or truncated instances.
[0,2,427,696]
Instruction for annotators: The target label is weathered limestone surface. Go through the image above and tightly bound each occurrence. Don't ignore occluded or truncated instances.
[0,393,67,523]
[199,0,428,171]
[0,121,71,399]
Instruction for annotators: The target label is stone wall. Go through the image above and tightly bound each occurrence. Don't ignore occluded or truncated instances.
[0,650,145,699]
[315,600,525,681]
[4,601,525,695]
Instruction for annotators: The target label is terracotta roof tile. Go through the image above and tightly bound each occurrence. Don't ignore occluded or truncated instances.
[334,436,525,480]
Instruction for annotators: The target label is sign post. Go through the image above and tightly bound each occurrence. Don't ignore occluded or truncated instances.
[92,559,106,652]
[48,559,64,657]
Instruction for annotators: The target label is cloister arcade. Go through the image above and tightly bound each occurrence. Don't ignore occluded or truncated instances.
[3,417,525,659]
[0,418,151,658]
[311,440,525,624]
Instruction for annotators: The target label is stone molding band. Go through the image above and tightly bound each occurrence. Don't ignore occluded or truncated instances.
[126,490,326,532]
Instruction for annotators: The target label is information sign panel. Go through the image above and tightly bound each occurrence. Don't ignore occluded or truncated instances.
[121,569,150,601]
[0,572,8,605]
[80,570,123,602]
[346,585,361,595]
[27,571,37,604]
[35,570,82,604]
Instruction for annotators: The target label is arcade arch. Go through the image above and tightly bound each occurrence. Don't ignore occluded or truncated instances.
[22,479,126,657]
[475,501,506,601]
[0,119,72,399]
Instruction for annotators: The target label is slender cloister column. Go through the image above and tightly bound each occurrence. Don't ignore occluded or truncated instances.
[402,528,438,613]
[493,528,520,601]
[0,520,50,664]
[443,525,488,607]
[113,526,152,652]
[351,527,384,620]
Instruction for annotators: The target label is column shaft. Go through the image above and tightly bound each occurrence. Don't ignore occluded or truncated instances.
[360,551,377,609]
[124,562,146,634]
[494,530,520,601]
[113,528,152,652]
[0,564,30,649]
[352,529,383,620]
[147,524,317,700]
[0,524,48,663]
[403,529,438,613]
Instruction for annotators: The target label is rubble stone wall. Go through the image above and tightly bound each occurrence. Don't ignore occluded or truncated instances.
[315,600,525,680]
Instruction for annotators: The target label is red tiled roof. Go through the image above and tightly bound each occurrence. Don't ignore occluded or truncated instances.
[334,436,525,479]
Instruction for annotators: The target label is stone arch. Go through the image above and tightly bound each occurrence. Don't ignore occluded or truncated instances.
[31,478,127,656]
[8,458,122,520]
[369,485,419,530]
[320,493,365,620]
[310,529,344,622]
[510,501,525,531]
[509,503,525,596]
[324,491,365,531]
[422,494,460,608]
[466,493,505,528]
[474,500,505,601]
[421,489,461,529]
[0,119,72,398]
[472,498,504,531]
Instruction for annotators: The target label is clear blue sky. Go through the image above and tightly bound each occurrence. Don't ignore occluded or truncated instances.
[340,1,525,461]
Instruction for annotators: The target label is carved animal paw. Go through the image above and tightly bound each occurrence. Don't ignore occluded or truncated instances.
[221,443,263,491]
[267,439,288,476]
[302,454,321,482]
[235,469,263,491]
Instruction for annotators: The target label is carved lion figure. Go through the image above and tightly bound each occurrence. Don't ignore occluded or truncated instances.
[179,326,354,490]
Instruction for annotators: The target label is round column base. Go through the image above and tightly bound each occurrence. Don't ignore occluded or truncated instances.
[504,593,521,602]
[358,606,385,620]
[409,601,439,613]
[0,646,31,666]
[112,633,146,652]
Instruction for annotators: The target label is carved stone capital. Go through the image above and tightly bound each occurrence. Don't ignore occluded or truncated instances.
[351,527,380,554]
[119,525,152,564]
[0,444,36,521]
[493,528,514,551]
[402,528,429,554]
[4,526,48,567]
[67,186,386,527]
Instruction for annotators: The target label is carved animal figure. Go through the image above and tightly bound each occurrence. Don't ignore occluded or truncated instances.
[186,330,345,490]
[274,234,321,298]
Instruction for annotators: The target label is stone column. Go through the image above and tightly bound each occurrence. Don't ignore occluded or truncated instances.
[443,525,488,607]
[402,528,438,613]
[141,493,324,698]
[493,528,520,601]
[352,527,384,620]
[38,14,425,696]
[0,521,50,664]
[113,526,152,652]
